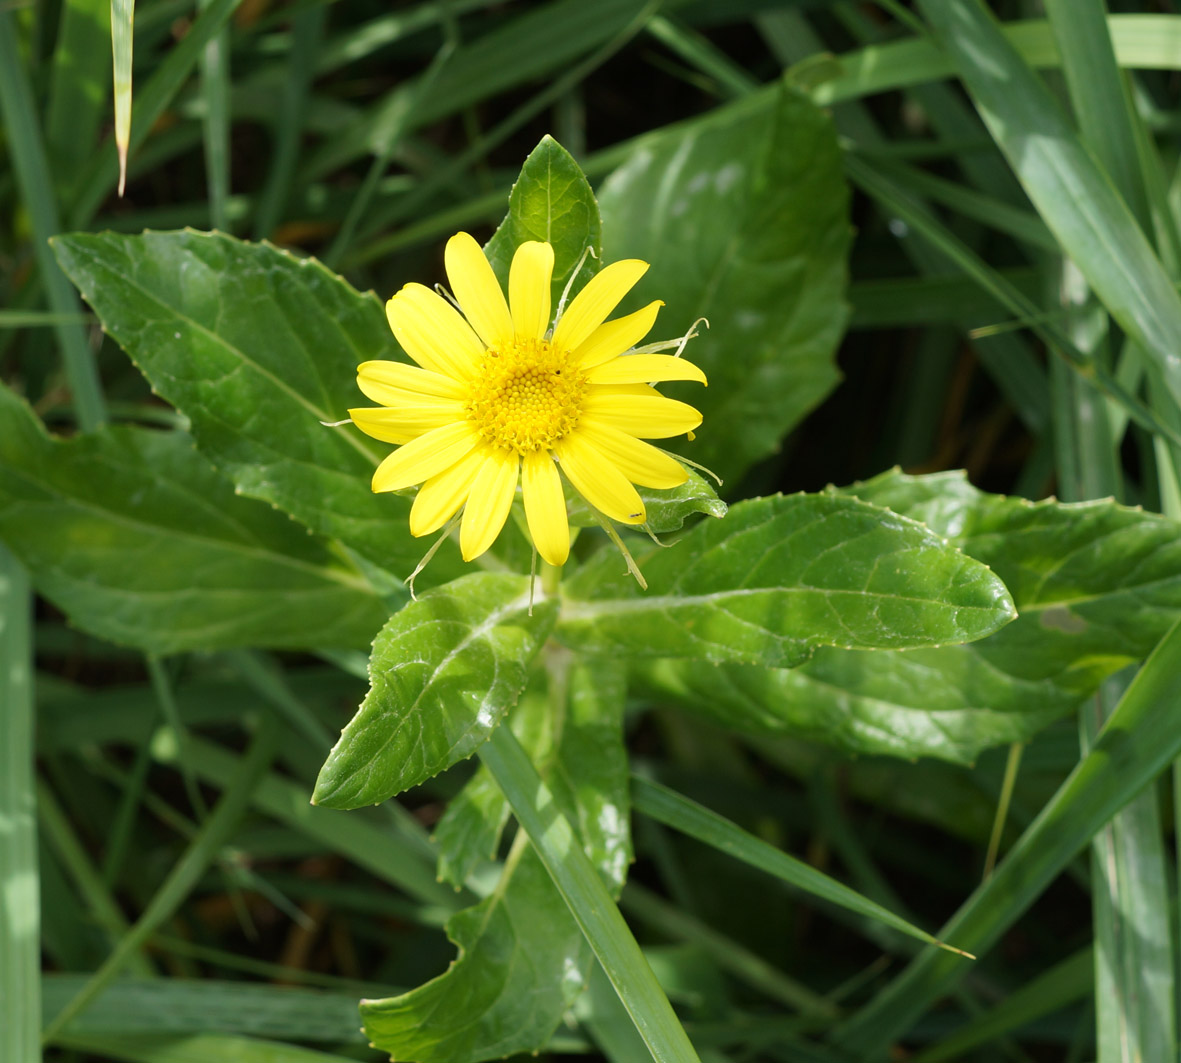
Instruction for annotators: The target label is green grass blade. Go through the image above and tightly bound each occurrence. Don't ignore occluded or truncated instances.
[0,547,38,1063]
[251,2,326,240]
[0,9,106,431]
[35,782,154,978]
[910,947,1093,1063]
[68,0,241,228]
[479,724,702,1063]
[111,0,134,194]
[46,0,111,193]
[832,615,1181,1056]
[197,0,231,230]
[632,777,967,957]
[41,714,280,1045]
[913,0,1181,420]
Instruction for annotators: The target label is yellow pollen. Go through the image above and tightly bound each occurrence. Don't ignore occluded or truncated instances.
[466,337,587,453]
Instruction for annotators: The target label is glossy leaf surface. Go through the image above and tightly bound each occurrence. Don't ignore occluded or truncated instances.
[313,574,556,809]
[0,385,385,654]
[598,86,851,484]
[559,492,1016,667]
[51,229,458,583]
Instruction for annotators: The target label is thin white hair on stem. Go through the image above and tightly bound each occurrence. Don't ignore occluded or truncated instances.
[641,523,673,548]
[404,514,461,600]
[631,316,709,358]
[320,418,354,427]
[551,245,599,334]
[665,450,723,487]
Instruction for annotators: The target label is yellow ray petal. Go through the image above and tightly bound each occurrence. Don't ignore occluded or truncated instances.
[571,300,663,369]
[587,353,708,387]
[574,423,688,488]
[522,450,569,566]
[581,390,703,439]
[386,284,483,380]
[446,231,513,350]
[371,422,480,493]
[509,241,554,343]
[460,449,519,561]
[357,359,468,403]
[555,433,646,525]
[410,446,487,537]
[552,260,649,353]
[350,404,464,445]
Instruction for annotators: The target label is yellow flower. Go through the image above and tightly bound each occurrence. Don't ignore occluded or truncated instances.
[351,232,706,568]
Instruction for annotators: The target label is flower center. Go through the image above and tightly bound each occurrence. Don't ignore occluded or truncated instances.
[466,337,587,453]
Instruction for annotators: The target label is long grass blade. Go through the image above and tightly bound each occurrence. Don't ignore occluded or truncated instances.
[111,0,134,195]
[0,9,107,431]
[197,0,230,230]
[479,724,702,1063]
[832,615,1181,1056]
[0,547,37,1063]
[633,777,969,957]
[41,715,280,1045]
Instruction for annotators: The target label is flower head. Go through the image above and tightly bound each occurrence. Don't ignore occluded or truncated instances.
[351,232,706,568]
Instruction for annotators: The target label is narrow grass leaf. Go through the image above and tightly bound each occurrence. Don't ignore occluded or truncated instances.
[42,716,280,1045]
[0,11,106,431]
[831,616,1181,1056]
[0,547,37,1063]
[914,0,1181,419]
[111,0,134,194]
[362,661,630,1061]
[478,724,702,1063]
[632,777,969,957]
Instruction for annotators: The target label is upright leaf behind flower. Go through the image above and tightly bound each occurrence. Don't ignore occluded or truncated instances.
[598,86,851,484]
[483,134,602,309]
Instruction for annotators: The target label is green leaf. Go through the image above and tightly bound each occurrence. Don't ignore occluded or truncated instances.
[362,659,631,1061]
[597,85,851,484]
[568,465,727,534]
[312,574,557,809]
[484,134,602,310]
[558,492,1016,667]
[0,385,385,655]
[50,229,458,585]
[641,470,1181,764]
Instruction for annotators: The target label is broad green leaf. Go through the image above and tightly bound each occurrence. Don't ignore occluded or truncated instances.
[484,135,602,310]
[642,470,1181,764]
[597,86,851,484]
[0,386,385,654]
[312,574,557,809]
[559,493,1016,667]
[51,229,459,585]
[363,659,631,1061]
[832,616,1181,1056]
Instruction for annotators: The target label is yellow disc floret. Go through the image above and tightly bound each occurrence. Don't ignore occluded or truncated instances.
[466,337,588,453]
